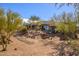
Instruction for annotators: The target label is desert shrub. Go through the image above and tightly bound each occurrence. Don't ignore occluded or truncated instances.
[67,40,79,55]
[19,27,27,34]
[56,22,68,33]
[56,20,77,40]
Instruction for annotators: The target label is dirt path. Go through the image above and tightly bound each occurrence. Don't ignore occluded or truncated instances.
[0,36,58,56]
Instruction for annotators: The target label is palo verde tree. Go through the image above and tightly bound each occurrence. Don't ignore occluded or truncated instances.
[56,12,77,40]
[0,8,7,51]
[6,10,22,40]
[0,8,22,51]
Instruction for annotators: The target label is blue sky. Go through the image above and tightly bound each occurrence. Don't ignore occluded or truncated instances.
[0,3,75,20]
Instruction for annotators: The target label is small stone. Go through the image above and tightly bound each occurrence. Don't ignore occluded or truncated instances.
[14,48,17,51]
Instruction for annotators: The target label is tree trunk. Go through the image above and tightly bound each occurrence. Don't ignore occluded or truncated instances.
[1,43,7,51]
[1,35,8,51]
[7,32,13,44]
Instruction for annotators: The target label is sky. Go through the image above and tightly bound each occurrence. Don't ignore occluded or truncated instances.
[0,3,75,20]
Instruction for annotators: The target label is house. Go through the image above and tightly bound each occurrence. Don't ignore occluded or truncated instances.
[41,21,56,34]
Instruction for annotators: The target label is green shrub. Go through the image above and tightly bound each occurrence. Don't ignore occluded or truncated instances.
[56,20,76,40]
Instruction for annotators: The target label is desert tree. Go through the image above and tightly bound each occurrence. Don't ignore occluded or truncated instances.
[0,8,22,51]
[29,16,40,21]
[29,16,41,30]
[56,12,76,40]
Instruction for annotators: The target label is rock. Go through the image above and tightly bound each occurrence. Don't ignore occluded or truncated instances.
[76,34,79,39]
[14,48,17,51]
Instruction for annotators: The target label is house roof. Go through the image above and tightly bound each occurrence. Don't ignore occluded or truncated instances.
[42,21,55,26]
